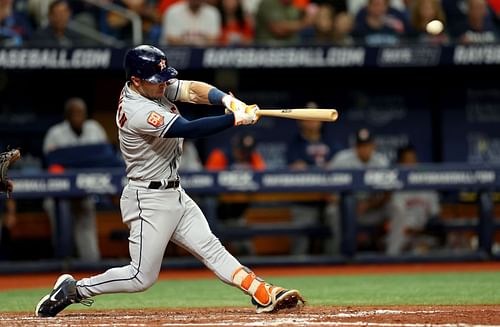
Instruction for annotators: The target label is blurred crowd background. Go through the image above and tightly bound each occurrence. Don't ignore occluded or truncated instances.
[1,0,499,48]
[1,0,500,265]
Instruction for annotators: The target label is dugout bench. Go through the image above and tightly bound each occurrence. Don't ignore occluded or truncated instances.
[4,165,500,269]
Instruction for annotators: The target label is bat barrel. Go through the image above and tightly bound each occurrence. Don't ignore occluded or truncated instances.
[256,108,338,122]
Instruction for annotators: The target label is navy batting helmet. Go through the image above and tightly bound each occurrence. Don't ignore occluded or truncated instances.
[124,45,178,83]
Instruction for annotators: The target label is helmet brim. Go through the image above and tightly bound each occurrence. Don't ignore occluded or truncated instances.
[144,66,178,84]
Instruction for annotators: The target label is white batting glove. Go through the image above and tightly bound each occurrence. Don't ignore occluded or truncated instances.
[222,94,247,113]
[233,104,259,126]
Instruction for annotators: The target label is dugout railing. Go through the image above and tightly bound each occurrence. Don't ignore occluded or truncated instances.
[1,164,499,273]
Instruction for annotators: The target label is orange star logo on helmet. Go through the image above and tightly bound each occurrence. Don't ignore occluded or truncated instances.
[158,59,166,71]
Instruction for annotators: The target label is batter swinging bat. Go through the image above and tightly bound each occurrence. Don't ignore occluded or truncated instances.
[256,108,338,122]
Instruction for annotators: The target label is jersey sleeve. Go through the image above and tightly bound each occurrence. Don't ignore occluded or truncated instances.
[128,108,179,138]
[164,79,183,102]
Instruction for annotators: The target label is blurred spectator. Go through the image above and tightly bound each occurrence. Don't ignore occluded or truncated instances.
[205,132,265,254]
[160,0,222,46]
[325,128,391,254]
[305,4,354,45]
[206,131,266,171]
[105,0,161,45]
[456,0,499,43]
[286,101,341,255]
[28,0,90,47]
[348,0,407,16]
[287,102,340,170]
[0,199,16,260]
[352,0,409,46]
[42,97,109,262]
[179,140,203,172]
[0,0,33,46]
[254,0,317,45]
[332,11,356,45]
[217,0,254,45]
[157,0,181,16]
[386,144,441,255]
[408,0,450,44]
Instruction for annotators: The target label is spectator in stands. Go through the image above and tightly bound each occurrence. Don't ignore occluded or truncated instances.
[352,0,409,46]
[179,140,204,172]
[106,0,161,45]
[386,144,441,255]
[217,0,254,45]
[0,0,33,46]
[205,132,265,254]
[408,0,450,44]
[160,0,222,46]
[347,0,408,16]
[325,128,391,254]
[28,0,89,47]
[455,0,499,43]
[305,4,355,45]
[206,131,266,171]
[157,0,181,17]
[254,0,317,45]
[286,101,341,255]
[332,11,356,45]
[42,97,109,262]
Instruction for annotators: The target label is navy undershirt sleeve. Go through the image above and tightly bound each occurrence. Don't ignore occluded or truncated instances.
[164,114,235,138]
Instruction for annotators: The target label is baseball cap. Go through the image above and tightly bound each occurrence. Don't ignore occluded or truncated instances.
[355,128,373,145]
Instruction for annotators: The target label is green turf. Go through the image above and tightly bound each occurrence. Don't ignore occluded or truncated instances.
[3,271,500,312]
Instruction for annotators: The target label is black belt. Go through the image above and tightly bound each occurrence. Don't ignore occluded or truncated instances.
[148,180,180,189]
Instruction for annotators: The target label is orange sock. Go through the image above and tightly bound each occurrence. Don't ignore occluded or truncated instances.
[232,266,271,306]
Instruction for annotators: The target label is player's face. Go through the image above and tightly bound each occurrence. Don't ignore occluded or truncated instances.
[356,143,375,163]
[131,77,167,99]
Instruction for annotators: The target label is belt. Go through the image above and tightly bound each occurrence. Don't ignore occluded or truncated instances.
[129,179,180,190]
[148,180,180,189]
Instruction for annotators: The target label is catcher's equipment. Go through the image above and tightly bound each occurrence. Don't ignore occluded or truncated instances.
[124,45,178,83]
[0,148,20,198]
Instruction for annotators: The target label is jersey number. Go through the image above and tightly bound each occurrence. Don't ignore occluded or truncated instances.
[116,89,127,128]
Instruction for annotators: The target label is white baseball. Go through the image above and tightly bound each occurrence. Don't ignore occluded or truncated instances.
[426,20,444,35]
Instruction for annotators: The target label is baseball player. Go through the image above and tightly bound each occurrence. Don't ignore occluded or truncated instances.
[35,45,304,317]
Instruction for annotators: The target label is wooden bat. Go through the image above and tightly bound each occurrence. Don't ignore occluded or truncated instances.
[256,108,338,122]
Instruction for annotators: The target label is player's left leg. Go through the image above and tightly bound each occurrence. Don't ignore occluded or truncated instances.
[171,191,305,313]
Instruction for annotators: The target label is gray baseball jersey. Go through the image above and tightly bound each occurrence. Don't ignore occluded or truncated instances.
[76,80,241,299]
[117,80,183,182]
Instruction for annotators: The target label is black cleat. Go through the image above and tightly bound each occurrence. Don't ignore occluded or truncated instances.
[35,274,91,317]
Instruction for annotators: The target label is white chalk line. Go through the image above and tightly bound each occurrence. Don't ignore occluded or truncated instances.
[1,309,498,327]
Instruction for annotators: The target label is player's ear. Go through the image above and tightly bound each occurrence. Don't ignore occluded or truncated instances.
[130,76,141,87]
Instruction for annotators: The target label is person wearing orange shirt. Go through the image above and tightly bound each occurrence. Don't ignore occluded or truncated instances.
[217,0,255,45]
[205,132,266,255]
[205,132,266,171]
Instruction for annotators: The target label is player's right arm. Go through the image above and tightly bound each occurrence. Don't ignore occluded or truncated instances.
[165,79,252,113]
[165,108,258,138]
[127,106,257,140]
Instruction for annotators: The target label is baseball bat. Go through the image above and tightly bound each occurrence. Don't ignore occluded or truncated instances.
[256,108,338,122]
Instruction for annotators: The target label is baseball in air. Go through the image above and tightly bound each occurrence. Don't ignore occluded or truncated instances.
[426,20,444,35]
